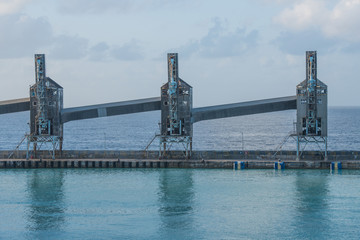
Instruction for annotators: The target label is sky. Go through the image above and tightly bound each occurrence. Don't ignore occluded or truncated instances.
[0,0,359,107]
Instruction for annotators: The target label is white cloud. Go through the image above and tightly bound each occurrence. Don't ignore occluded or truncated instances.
[0,0,30,15]
[274,0,360,42]
[274,0,327,31]
[323,0,360,41]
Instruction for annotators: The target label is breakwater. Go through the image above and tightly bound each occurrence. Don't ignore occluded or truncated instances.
[1,159,360,169]
[1,150,360,161]
[1,150,360,169]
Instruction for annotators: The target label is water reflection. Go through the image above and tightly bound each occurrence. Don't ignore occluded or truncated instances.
[157,169,195,239]
[294,171,330,239]
[26,170,66,233]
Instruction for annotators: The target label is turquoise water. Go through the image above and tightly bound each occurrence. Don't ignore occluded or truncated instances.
[1,168,360,239]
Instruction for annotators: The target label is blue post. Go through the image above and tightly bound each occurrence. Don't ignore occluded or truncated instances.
[240,161,245,169]
[274,162,285,170]
[234,161,245,170]
[331,162,342,170]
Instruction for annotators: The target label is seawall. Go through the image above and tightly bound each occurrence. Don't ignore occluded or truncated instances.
[0,150,360,169]
[0,159,360,169]
[1,150,360,161]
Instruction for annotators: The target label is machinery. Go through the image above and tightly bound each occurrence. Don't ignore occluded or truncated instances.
[296,51,327,160]
[27,54,63,159]
[159,53,193,158]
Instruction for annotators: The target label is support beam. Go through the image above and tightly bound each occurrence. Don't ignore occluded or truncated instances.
[192,96,296,123]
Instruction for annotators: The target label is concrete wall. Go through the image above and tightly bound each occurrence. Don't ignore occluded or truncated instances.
[1,159,360,169]
[2,150,360,161]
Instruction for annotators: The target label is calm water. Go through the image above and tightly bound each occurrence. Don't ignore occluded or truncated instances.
[1,108,360,239]
[1,168,360,239]
[0,107,360,151]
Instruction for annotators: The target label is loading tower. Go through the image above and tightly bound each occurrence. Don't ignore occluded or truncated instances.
[26,54,63,159]
[296,51,327,160]
[159,53,193,158]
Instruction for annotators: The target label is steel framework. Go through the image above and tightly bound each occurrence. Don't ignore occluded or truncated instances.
[26,54,63,160]
[296,51,328,160]
[159,53,193,158]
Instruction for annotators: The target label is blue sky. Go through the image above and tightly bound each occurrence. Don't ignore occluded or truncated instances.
[0,0,359,107]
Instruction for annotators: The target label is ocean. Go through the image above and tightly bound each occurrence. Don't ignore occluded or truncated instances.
[0,107,359,151]
[1,108,360,239]
[1,168,360,239]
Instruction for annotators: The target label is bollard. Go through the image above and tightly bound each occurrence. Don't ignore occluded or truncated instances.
[274,162,285,170]
[233,161,245,170]
[331,162,342,170]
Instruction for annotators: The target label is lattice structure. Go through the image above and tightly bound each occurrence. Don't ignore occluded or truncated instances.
[159,53,193,158]
[296,51,328,160]
[26,54,63,160]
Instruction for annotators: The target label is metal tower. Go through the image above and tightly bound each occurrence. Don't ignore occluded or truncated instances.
[26,54,63,160]
[159,53,193,158]
[296,51,328,160]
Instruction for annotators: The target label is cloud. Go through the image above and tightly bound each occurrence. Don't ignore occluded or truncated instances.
[50,35,89,59]
[323,0,360,41]
[0,14,90,60]
[274,0,360,41]
[87,40,144,61]
[0,14,53,58]
[88,42,110,61]
[175,19,258,59]
[341,42,360,53]
[273,0,360,54]
[0,13,144,61]
[274,0,326,31]
[274,30,340,55]
[57,0,195,15]
[110,40,143,61]
[0,0,31,16]
[58,0,133,14]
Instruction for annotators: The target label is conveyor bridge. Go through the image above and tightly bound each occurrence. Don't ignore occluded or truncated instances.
[0,95,297,123]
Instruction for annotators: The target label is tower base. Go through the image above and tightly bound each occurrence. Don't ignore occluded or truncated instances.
[296,135,327,161]
[26,134,62,160]
[159,136,192,159]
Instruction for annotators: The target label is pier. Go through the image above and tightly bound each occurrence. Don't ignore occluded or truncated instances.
[1,150,360,169]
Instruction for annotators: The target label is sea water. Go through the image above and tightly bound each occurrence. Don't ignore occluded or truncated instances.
[1,108,360,239]
[1,168,360,239]
[0,107,360,151]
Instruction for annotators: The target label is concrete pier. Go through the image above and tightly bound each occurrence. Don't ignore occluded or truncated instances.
[1,159,360,169]
[1,150,360,169]
[1,150,360,160]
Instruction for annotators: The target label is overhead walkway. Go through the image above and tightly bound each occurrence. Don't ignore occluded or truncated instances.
[61,97,161,123]
[0,98,30,114]
[192,96,297,123]
[0,95,297,123]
